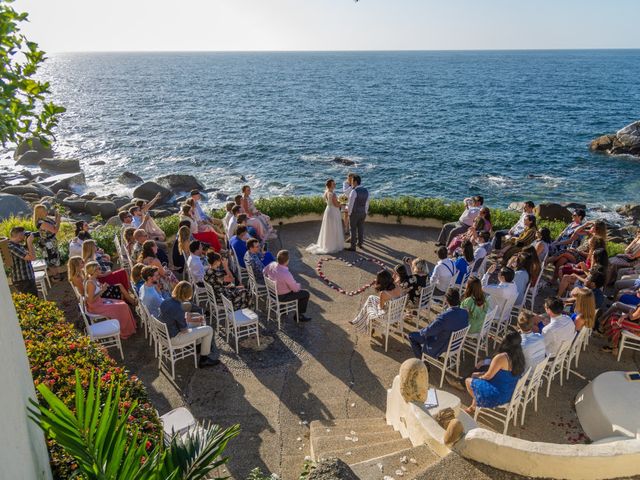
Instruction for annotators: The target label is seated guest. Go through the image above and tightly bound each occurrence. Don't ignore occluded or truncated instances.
[67,256,86,296]
[82,239,131,291]
[500,214,537,264]
[123,227,136,256]
[521,246,542,286]
[549,209,586,255]
[473,231,492,268]
[132,228,170,266]
[351,269,403,332]
[119,210,134,233]
[226,205,242,239]
[538,297,576,357]
[138,240,177,290]
[551,220,607,281]
[171,222,194,274]
[223,201,235,232]
[464,330,525,415]
[431,246,456,296]
[84,261,136,339]
[448,215,487,256]
[131,263,145,295]
[587,270,606,312]
[204,251,249,310]
[436,195,483,247]
[180,204,221,252]
[517,311,547,372]
[557,241,608,298]
[454,240,475,285]
[601,302,640,355]
[398,257,429,304]
[230,225,251,268]
[393,263,411,287]
[139,265,169,318]
[241,185,276,239]
[190,189,224,230]
[263,250,311,321]
[481,265,518,325]
[132,194,166,240]
[69,231,90,259]
[507,253,531,306]
[607,231,640,285]
[243,238,276,278]
[236,213,260,240]
[569,287,596,332]
[159,281,219,367]
[409,288,469,359]
[461,276,489,335]
[493,201,535,250]
[533,227,552,262]
[187,240,206,286]
[186,197,226,244]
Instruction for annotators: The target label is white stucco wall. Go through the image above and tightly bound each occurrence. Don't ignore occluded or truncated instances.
[0,269,52,479]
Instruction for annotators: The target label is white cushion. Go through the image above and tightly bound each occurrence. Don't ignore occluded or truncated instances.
[160,407,196,438]
[89,319,120,337]
[32,259,46,270]
[232,308,259,325]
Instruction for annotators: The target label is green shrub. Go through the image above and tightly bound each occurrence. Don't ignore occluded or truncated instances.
[13,293,163,478]
[538,220,567,241]
[91,224,120,257]
[156,215,181,238]
[607,242,627,257]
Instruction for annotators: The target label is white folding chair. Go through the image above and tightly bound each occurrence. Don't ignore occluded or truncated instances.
[78,300,124,360]
[203,282,224,333]
[34,270,48,299]
[265,276,298,329]
[229,247,246,285]
[564,328,590,379]
[422,325,470,388]
[32,259,51,288]
[412,283,434,327]
[430,273,457,311]
[520,357,549,425]
[457,260,477,295]
[246,260,268,310]
[370,294,408,352]
[510,284,530,322]
[220,294,260,353]
[489,295,518,349]
[543,341,572,397]
[475,255,489,276]
[474,368,531,435]
[150,315,198,380]
[462,304,499,364]
[618,330,640,361]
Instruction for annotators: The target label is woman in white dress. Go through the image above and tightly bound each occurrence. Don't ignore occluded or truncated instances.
[306,179,345,254]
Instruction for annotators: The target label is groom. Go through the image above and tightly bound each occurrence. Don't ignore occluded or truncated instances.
[346,175,369,251]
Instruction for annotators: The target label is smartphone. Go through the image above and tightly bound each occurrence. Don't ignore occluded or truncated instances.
[625,372,640,382]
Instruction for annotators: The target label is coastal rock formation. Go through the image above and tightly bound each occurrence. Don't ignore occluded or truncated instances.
[14,137,54,161]
[112,196,132,209]
[85,200,117,218]
[590,120,640,157]
[40,172,86,193]
[15,150,44,166]
[118,171,143,185]
[133,181,172,202]
[308,458,358,480]
[2,183,54,198]
[0,193,32,221]
[90,160,106,166]
[399,358,429,403]
[39,158,81,173]
[535,202,572,223]
[332,156,356,166]
[156,174,204,193]
[617,204,640,222]
[61,195,88,213]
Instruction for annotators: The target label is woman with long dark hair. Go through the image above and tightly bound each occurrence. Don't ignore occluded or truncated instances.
[464,330,526,414]
[350,269,403,332]
[461,276,488,334]
[454,239,475,284]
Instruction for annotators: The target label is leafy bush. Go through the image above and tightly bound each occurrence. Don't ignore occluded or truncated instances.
[156,215,181,238]
[607,242,627,257]
[91,224,120,257]
[14,293,163,478]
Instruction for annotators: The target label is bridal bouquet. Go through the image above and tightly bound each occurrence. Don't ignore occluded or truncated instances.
[338,194,348,205]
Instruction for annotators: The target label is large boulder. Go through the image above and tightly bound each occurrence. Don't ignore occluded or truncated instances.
[105,215,122,227]
[399,358,429,403]
[0,193,32,221]
[14,137,54,161]
[308,458,358,480]
[118,171,144,185]
[85,200,117,218]
[40,172,86,193]
[133,181,172,202]
[112,196,132,209]
[61,196,88,213]
[590,120,640,157]
[1,183,54,198]
[536,203,572,223]
[15,150,44,166]
[616,204,640,222]
[156,174,204,193]
[39,158,81,173]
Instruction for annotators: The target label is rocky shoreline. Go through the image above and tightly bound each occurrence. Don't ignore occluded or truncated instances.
[590,120,640,158]
[1,136,640,245]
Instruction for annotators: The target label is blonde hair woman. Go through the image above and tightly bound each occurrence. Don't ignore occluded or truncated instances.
[571,287,596,331]
[33,203,61,269]
[67,256,86,296]
[179,204,221,252]
[177,225,192,258]
[84,261,136,339]
[82,239,133,294]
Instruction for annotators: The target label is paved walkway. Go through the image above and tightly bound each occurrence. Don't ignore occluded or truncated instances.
[52,221,640,479]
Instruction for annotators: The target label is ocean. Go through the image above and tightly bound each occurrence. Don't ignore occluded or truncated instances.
[3,50,640,208]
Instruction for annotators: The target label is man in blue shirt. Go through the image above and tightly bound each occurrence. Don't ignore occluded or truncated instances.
[230,225,251,268]
[139,266,170,318]
[409,288,469,359]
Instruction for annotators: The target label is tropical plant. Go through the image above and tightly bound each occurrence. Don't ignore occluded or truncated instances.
[156,215,181,239]
[0,0,66,147]
[29,370,240,480]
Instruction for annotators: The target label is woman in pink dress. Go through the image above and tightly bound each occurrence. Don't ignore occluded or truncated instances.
[84,261,137,339]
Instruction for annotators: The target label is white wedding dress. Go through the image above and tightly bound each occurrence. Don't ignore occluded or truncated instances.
[306,191,344,254]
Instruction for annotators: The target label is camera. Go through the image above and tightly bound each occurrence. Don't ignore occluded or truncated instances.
[24,231,41,239]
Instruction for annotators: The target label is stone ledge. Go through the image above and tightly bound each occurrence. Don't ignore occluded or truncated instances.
[272,213,443,229]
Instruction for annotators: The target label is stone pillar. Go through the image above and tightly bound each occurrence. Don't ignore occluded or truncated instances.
[0,268,52,479]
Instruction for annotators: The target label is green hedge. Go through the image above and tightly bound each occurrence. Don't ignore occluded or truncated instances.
[14,294,163,478]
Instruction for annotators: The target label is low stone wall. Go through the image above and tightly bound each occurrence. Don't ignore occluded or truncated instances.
[272,213,443,229]
[385,374,640,480]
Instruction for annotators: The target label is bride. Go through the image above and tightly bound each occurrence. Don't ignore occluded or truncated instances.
[306,179,345,254]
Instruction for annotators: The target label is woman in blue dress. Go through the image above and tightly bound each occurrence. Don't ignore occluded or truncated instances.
[464,330,526,414]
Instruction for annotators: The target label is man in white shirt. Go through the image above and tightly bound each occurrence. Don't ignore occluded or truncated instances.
[493,201,535,249]
[481,265,519,322]
[540,297,576,357]
[436,195,484,247]
[430,247,456,295]
[517,310,547,372]
[223,201,235,232]
[187,240,206,286]
[226,205,242,239]
[472,231,492,271]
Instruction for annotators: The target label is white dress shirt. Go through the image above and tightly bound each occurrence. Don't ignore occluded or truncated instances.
[520,332,547,372]
[509,211,528,236]
[223,211,233,230]
[458,206,481,227]
[226,216,238,239]
[347,187,370,216]
[481,274,519,321]
[430,258,456,292]
[343,180,354,196]
[542,315,575,357]
[187,254,205,284]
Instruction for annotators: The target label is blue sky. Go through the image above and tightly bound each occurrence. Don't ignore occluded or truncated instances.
[13,0,640,52]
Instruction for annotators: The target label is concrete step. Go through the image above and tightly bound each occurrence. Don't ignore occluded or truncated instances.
[310,417,388,433]
[350,444,440,480]
[414,452,496,480]
[315,437,413,465]
[310,421,392,439]
[311,428,400,459]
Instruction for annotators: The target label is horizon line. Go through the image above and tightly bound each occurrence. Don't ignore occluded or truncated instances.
[49,47,640,54]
